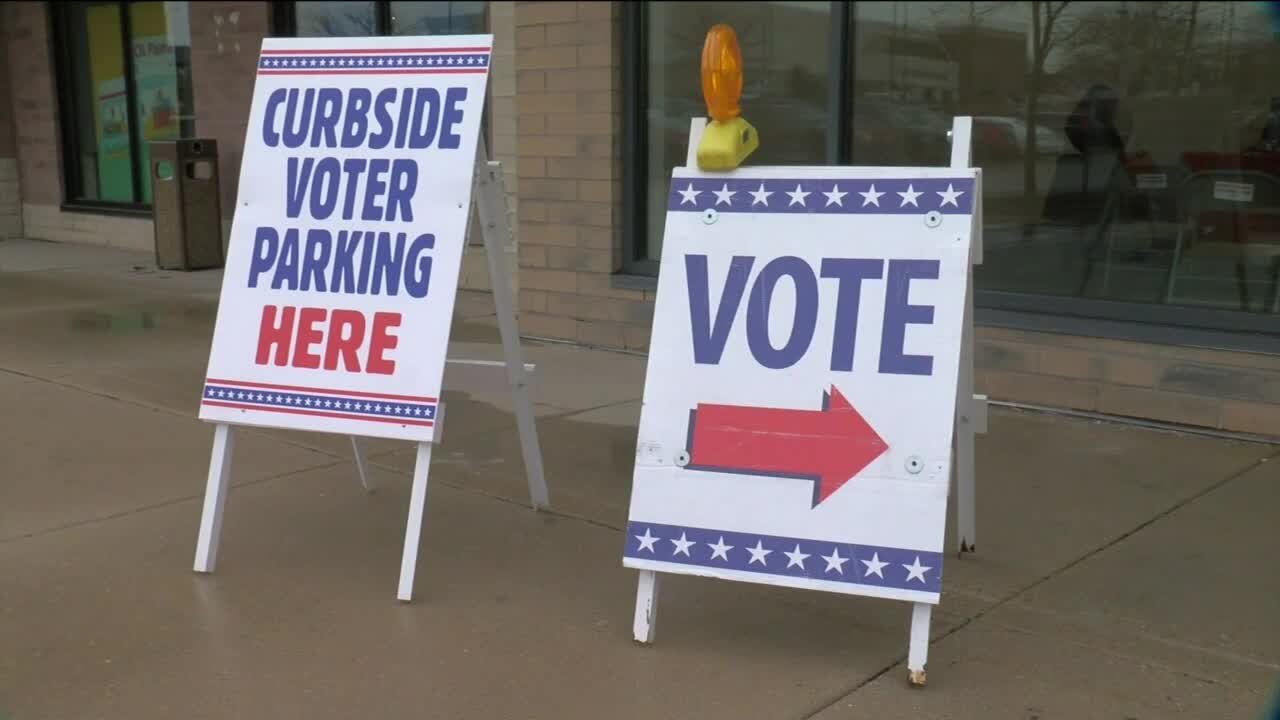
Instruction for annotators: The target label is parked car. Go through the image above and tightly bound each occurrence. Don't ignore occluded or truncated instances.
[974,115,1068,159]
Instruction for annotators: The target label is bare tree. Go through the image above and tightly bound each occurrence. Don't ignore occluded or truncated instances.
[1024,1,1081,201]
[310,9,376,37]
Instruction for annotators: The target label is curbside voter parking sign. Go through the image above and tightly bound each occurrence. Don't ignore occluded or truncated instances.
[623,166,977,605]
[199,35,492,442]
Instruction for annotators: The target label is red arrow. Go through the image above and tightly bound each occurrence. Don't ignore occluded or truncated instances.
[686,385,888,507]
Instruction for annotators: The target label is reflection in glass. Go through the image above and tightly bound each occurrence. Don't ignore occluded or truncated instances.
[296,1,376,37]
[64,2,136,202]
[853,1,1280,314]
[129,1,196,204]
[643,1,834,261]
[390,1,486,35]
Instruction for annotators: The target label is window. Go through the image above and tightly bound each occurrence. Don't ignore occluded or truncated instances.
[852,1,1280,326]
[624,1,1280,332]
[53,1,196,209]
[625,1,846,271]
[278,1,486,37]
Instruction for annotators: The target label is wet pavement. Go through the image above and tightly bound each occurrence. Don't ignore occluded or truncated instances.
[1,238,1277,719]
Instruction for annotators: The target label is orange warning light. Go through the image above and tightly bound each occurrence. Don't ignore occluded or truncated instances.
[701,24,743,123]
[694,24,758,171]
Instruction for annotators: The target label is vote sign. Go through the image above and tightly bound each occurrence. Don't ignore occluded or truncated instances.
[624,166,977,604]
[199,35,492,442]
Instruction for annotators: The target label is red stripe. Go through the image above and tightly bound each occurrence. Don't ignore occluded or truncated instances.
[261,47,490,55]
[204,377,436,403]
[258,69,486,76]
[202,400,435,428]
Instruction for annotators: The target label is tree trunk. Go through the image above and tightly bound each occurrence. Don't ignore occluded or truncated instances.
[1023,2,1045,211]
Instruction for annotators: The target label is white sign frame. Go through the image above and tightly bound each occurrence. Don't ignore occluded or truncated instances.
[627,118,988,687]
[191,37,549,603]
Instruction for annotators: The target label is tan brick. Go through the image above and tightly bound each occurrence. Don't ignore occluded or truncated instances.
[519,1,579,25]
[974,341,1039,374]
[519,289,549,313]
[976,369,1098,412]
[579,136,617,160]
[1161,346,1280,372]
[545,20,612,46]
[519,92,579,115]
[547,245,613,273]
[1036,347,1100,380]
[520,202,548,222]
[517,136,578,157]
[543,200,613,227]
[622,326,651,353]
[578,271,645,301]
[546,156,614,180]
[515,25,545,49]
[578,180,616,204]
[516,70,546,92]
[518,244,548,268]
[611,298,654,326]
[1219,400,1280,437]
[520,222,579,247]
[577,0,614,20]
[522,268,579,293]
[516,45,578,71]
[577,43,615,68]
[518,157,546,178]
[1102,354,1163,387]
[546,292,613,321]
[553,112,614,135]
[1096,386,1220,428]
[522,178,578,201]
[576,226,615,250]
[519,311,578,341]
[577,319,626,348]
[544,67,613,92]
[977,326,1069,348]
[518,113,547,134]
[578,91,617,114]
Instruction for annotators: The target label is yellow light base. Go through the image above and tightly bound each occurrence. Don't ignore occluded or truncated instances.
[695,116,759,171]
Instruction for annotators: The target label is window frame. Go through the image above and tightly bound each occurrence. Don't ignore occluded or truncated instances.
[272,2,490,38]
[621,2,852,276]
[50,1,155,215]
[619,0,1280,344]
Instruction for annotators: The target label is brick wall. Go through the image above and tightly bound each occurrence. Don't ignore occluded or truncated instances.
[189,1,269,252]
[3,0,152,249]
[514,1,654,350]
[976,327,1280,437]
[458,1,520,294]
[0,5,21,237]
[5,1,59,208]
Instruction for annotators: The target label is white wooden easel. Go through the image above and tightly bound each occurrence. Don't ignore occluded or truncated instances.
[194,139,549,603]
[631,117,988,687]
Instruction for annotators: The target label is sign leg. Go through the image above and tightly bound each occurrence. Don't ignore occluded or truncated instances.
[907,602,932,687]
[351,436,375,493]
[397,441,434,602]
[473,147,550,510]
[632,570,661,644]
[955,286,978,555]
[194,423,235,573]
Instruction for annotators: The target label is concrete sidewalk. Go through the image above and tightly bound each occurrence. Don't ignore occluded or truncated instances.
[1,238,1277,719]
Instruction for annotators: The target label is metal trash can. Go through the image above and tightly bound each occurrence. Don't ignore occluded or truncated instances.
[152,139,224,271]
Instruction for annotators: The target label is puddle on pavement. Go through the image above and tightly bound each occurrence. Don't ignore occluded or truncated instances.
[69,309,159,333]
